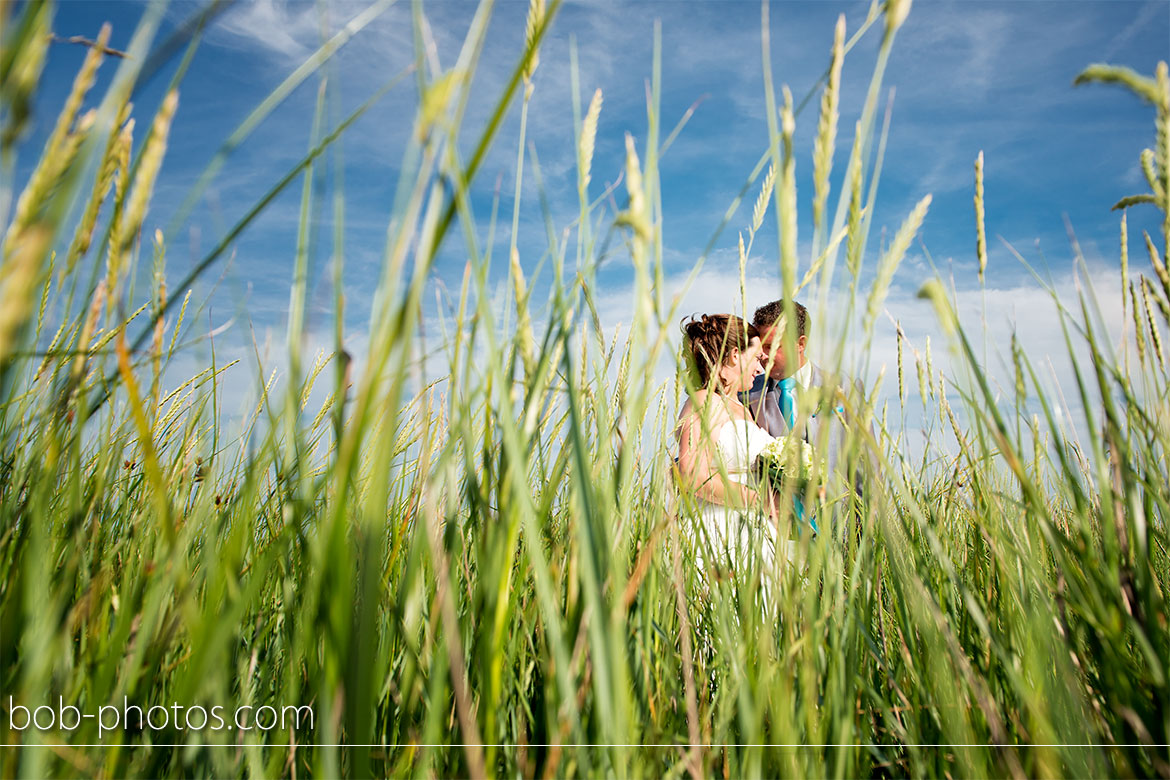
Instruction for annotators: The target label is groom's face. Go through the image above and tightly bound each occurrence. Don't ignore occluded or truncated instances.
[757,325,802,380]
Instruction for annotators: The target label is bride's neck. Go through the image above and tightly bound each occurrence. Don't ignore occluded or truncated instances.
[702,391,744,415]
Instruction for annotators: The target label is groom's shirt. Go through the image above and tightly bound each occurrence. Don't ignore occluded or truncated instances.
[746,363,877,510]
[745,362,868,487]
[744,362,812,438]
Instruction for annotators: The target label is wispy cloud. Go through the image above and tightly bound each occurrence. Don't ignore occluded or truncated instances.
[211,0,322,60]
[27,0,1166,447]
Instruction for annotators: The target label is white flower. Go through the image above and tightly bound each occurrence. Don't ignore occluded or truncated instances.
[757,435,822,484]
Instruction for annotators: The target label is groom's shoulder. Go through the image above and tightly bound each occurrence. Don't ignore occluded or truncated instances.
[810,363,865,395]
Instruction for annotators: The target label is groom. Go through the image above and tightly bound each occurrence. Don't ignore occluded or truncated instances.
[744,299,865,499]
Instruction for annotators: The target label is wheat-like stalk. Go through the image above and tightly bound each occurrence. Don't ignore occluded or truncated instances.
[66,98,132,274]
[925,334,936,395]
[1131,281,1147,364]
[1121,212,1129,322]
[1155,62,1169,241]
[845,122,865,278]
[738,231,747,318]
[168,289,191,359]
[579,87,602,192]
[301,350,332,411]
[751,163,775,237]
[0,226,51,365]
[617,133,649,240]
[104,118,135,309]
[915,347,928,402]
[1140,148,1161,196]
[3,9,1169,778]
[778,86,798,296]
[0,1,50,154]
[523,0,546,90]
[975,151,987,283]
[3,24,108,258]
[1012,333,1025,401]
[1140,276,1166,364]
[885,0,913,39]
[812,15,845,239]
[70,281,107,393]
[310,390,337,432]
[896,320,906,408]
[864,194,931,334]
[944,394,967,450]
[1140,230,1170,315]
[1143,274,1170,324]
[120,90,179,258]
[511,246,536,373]
[89,300,150,356]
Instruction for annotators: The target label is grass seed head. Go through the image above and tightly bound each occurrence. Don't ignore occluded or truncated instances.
[1155,62,1169,187]
[812,15,845,235]
[121,90,179,256]
[751,163,775,237]
[866,194,931,334]
[915,348,928,402]
[523,0,546,88]
[510,247,536,372]
[885,0,913,38]
[3,24,107,258]
[66,100,132,275]
[1011,332,1026,401]
[896,322,906,407]
[1140,148,1161,196]
[779,86,798,295]
[845,122,865,278]
[1,0,50,151]
[1131,282,1147,363]
[0,225,51,365]
[105,118,135,308]
[1143,274,1170,324]
[616,133,649,240]
[925,335,935,393]
[1074,63,1161,105]
[1143,229,1170,307]
[46,23,110,162]
[1120,212,1129,318]
[1140,277,1166,363]
[419,69,462,142]
[579,88,602,192]
[945,396,965,449]
[975,151,987,283]
[71,280,106,390]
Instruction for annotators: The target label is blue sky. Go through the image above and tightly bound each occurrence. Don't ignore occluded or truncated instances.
[17,0,1170,441]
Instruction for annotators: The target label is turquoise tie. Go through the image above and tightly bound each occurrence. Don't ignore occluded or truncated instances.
[777,375,797,428]
[777,376,817,535]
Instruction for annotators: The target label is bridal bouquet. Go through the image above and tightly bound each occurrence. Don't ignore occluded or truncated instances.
[755,435,822,494]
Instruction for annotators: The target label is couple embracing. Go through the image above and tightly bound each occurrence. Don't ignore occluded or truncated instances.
[675,299,859,570]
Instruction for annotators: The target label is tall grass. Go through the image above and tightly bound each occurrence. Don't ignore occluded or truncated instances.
[2,0,1168,777]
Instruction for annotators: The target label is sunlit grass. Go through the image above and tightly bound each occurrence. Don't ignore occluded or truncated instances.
[1,1,1167,777]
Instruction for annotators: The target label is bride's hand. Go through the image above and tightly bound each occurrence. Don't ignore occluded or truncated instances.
[764,489,781,529]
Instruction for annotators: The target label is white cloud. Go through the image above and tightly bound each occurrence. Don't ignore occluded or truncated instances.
[76,0,1163,465]
[212,0,322,60]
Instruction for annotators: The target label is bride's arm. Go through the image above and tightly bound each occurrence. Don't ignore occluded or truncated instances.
[676,412,766,511]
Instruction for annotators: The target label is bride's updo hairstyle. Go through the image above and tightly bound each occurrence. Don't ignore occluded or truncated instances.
[682,314,758,391]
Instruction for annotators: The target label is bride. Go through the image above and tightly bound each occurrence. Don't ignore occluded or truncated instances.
[675,314,782,572]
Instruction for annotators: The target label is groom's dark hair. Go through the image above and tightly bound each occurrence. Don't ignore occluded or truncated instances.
[752,299,808,336]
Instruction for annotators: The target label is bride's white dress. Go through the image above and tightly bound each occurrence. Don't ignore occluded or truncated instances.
[689,418,793,572]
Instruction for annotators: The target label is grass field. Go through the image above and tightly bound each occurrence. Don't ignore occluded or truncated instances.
[1,0,1168,776]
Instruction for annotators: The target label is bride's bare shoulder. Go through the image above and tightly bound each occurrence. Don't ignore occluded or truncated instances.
[678,389,710,415]
[677,389,717,422]
[676,390,734,434]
